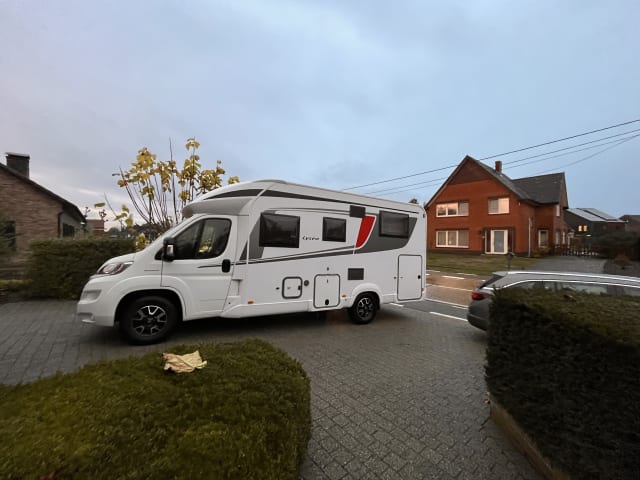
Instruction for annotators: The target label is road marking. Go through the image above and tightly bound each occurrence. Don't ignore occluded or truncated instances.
[427,284,472,293]
[426,269,440,273]
[425,298,468,309]
[443,275,465,280]
[389,303,404,307]
[430,311,467,322]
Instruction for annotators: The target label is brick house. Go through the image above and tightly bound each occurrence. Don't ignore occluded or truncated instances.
[0,153,85,261]
[425,155,570,256]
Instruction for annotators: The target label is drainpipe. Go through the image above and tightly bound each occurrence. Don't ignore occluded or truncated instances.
[528,217,532,258]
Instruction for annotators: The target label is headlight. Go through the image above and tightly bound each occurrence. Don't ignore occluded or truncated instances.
[97,261,133,275]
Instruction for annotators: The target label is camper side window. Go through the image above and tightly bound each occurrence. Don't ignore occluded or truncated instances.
[260,213,300,248]
[173,219,231,260]
[323,217,346,242]
[379,211,410,238]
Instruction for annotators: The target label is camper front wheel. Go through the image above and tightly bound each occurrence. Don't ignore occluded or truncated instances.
[348,293,378,324]
[119,296,178,345]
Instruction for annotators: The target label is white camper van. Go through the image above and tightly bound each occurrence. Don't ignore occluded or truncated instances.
[77,180,426,344]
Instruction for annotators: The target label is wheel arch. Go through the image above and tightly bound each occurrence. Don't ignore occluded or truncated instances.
[348,284,382,309]
[115,289,184,324]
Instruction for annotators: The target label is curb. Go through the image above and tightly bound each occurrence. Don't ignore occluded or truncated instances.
[490,395,570,480]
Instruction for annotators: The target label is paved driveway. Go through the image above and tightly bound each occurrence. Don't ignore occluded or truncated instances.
[0,301,539,479]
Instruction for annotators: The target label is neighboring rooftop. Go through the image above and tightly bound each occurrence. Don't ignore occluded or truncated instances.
[566,208,625,223]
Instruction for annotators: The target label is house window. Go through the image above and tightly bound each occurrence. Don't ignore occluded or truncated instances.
[436,201,469,217]
[62,224,75,237]
[379,211,410,238]
[538,230,549,247]
[556,205,561,217]
[436,230,469,248]
[260,213,300,248]
[322,217,346,242]
[555,230,560,245]
[1,220,16,250]
[488,197,509,214]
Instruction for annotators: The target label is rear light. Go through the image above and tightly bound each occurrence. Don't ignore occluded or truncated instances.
[471,291,487,301]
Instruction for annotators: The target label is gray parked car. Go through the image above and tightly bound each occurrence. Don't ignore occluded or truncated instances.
[467,270,640,331]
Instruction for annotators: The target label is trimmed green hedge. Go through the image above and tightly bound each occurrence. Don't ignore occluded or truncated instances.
[0,339,311,480]
[486,289,640,479]
[25,237,135,299]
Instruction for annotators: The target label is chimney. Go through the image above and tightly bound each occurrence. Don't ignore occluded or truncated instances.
[495,160,502,173]
[5,152,30,178]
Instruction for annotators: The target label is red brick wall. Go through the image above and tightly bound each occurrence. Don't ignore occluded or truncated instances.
[0,169,64,260]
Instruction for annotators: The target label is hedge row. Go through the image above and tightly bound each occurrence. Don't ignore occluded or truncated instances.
[0,339,311,479]
[486,289,640,479]
[26,238,135,299]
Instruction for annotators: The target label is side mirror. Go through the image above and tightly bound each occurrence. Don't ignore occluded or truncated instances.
[222,259,231,273]
[163,237,176,262]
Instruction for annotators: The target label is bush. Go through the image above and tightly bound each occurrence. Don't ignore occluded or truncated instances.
[593,231,640,260]
[25,237,135,299]
[0,279,29,303]
[486,289,640,479]
[0,339,311,480]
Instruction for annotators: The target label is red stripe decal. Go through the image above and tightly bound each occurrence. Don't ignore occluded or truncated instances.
[355,215,376,249]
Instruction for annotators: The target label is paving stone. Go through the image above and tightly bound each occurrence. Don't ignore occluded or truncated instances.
[0,300,542,479]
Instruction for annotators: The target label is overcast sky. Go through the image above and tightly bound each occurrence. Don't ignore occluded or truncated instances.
[1,0,638,221]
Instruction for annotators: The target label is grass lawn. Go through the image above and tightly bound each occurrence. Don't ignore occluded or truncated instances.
[427,251,540,276]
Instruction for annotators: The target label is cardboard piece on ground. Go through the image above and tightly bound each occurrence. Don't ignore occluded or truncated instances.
[163,350,207,373]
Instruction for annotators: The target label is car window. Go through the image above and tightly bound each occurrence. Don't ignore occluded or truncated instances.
[174,218,231,260]
[510,281,554,291]
[479,274,504,289]
[557,282,609,295]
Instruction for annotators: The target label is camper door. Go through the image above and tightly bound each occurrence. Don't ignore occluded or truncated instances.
[161,217,236,316]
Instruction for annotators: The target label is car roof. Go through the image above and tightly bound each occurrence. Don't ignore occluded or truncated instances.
[489,270,640,285]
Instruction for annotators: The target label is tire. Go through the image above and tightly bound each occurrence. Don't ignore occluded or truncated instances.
[348,293,378,325]
[119,296,178,345]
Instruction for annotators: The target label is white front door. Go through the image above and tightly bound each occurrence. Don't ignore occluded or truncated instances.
[160,217,236,317]
[397,255,423,301]
[488,229,508,254]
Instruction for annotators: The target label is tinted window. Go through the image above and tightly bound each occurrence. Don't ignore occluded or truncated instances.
[558,282,609,295]
[379,211,409,238]
[260,213,300,248]
[511,281,552,291]
[479,274,504,289]
[323,217,346,242]
[174,219,231,260]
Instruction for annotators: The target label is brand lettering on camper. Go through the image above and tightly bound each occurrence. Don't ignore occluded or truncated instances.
[302,235,320,241]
